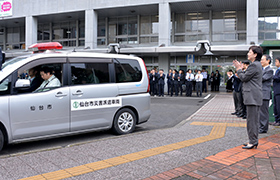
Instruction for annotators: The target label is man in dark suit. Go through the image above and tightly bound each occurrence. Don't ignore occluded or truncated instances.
[231,72,243,117]
[233,45,263,149]
[178,70,185,96]
[22,67,43,92]
[157,69,165,97]
[259,55,273,133]
[170,69,179,97]
[272,57,280,126]
[167,69,172,95]
[149,69,158,96]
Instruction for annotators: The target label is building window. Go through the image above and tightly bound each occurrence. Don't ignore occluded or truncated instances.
[174,12,209,42]
[38,23,50,41]
[212,11,239,42]
[101,16,138,46]
[38,20,85,47]
[140,15,158,44]
[6,26,25,50]
[258,10,280,41]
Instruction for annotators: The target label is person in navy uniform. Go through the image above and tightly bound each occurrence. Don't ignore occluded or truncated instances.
[214,70,221,91]
[271,57,280,126]
[166,69,172,95]
[178,69,185,96]
[157,69,165,97]
[149,69,158,96]
[170,69,179,97]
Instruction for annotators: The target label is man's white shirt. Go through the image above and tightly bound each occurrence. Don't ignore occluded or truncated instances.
[37,75,61,90]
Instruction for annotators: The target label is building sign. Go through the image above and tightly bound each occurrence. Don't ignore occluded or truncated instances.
[186,54,194,63]
[71,97,122,111]
[0,0,12,17]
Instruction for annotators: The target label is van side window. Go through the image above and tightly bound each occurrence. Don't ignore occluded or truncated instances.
[115,59,142,83]
[71,63,109,85]
[0,75,11,95]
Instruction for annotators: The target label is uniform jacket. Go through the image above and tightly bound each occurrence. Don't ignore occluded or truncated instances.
[167,73,172,83]
[237,61,263,106]
[178,73,185,84]
[149,73,158,83]
[273,68,280,96]
[232,75,242,92]
[262,66,273,100]
[157,73,165,85]
[171,73,179,84]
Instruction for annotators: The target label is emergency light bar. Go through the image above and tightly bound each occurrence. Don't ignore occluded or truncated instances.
[28,42,63,52]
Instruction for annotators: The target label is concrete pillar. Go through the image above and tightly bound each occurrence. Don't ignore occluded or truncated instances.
[3,27,6,50]
[158,53,170,92]
[246,0,258,45]
[159,2,171,46]
[25,16,38,50]
[85,9,98,49]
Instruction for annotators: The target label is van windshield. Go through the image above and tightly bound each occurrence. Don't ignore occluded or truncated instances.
[1,56,29,71]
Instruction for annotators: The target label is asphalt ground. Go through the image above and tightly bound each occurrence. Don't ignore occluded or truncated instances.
[0,93,280,180]
[2,92,278,180]
[0,93,212,157]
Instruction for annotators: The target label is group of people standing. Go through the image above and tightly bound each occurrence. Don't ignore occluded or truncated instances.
[232,45,280,150]
[149,68,221,97]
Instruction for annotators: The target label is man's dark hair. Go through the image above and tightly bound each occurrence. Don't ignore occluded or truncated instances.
[249,46,263,61]
[229,69,233,72]
[40,66,53,74]
[243,60,250,65]
[263,54,271,64]
[275,57,280,62]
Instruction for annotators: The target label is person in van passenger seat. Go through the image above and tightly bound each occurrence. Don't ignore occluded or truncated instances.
[36,66,61,91]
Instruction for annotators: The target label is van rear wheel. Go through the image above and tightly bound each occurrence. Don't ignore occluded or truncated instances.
[0,129,4,152]
[113,108,136,135]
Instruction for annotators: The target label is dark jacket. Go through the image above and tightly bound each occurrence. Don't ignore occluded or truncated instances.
[158,73,165,85]
[178,73,185,84]
[171,73,179,84]
[262,66,273,100]
[273,68,280,96]
[232,75,241,92]
[149,73,158,83]
[167,73,172,83]
[237,61,263,106]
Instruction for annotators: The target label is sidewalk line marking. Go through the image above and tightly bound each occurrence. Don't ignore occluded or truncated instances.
[18,121,237,180]
[204,94,211,99]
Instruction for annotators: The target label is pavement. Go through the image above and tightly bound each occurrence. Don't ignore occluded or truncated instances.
[0,92,280,180]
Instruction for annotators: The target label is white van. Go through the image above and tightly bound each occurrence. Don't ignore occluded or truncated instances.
[0,44,151,152]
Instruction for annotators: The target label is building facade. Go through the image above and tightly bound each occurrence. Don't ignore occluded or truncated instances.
[0,0,280,86]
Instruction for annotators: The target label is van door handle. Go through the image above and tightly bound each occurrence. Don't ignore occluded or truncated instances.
[55,92,67,97]
[72,90,83,96]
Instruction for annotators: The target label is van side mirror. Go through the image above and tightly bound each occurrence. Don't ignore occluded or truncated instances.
[15,79,30,88]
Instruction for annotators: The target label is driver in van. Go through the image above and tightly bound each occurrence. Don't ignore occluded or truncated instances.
[23,67,43,92]
[36,66,61,91]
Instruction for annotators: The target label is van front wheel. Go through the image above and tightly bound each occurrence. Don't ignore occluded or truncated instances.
[0,129,4,152]
[113,108,136,135]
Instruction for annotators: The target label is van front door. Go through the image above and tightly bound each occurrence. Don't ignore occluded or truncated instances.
[10,61,70,140]
[10,87,70,140]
